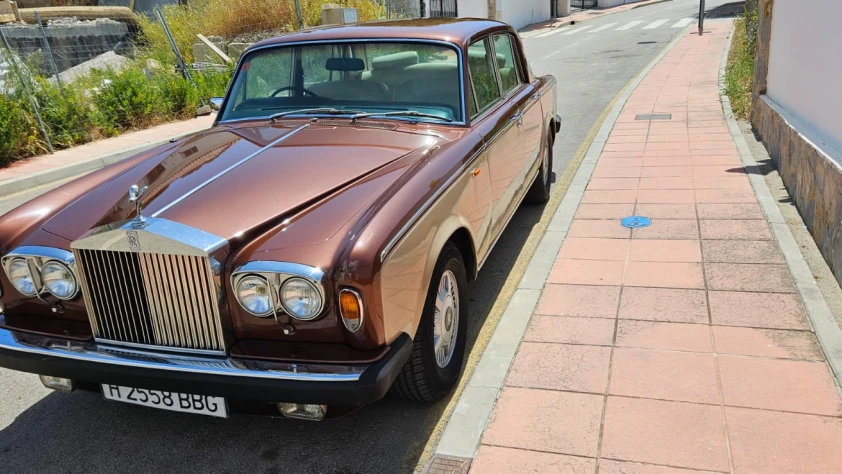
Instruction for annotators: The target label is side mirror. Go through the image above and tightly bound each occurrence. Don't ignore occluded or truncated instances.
[210,97,223,111]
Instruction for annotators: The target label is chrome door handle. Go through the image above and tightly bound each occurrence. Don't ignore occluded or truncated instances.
[510,112,523,125]
[532,92,542,101]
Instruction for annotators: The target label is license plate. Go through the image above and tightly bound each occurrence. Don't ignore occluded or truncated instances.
[102,384,228,418]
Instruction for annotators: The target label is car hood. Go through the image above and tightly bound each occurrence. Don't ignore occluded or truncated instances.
[42,123,436,242]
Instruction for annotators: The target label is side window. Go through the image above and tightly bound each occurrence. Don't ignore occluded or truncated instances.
[467,38,502,117]
[492,34,523,95]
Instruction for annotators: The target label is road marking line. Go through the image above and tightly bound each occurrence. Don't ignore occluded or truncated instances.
[644,19,670,29]
[564,41,580,49]
[562,25,595,35]
[535,27,563,38]
[541,51,561,59]
[672,18,694,28]
[589,22,618,33]
[616,20,643,30]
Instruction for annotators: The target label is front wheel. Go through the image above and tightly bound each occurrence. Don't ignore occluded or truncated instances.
[525,138,553,204]
[391,242,468,402]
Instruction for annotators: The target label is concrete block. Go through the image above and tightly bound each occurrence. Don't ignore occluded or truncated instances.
[192,37,228,64]
[321,6,358,25]
[226,42,251,60]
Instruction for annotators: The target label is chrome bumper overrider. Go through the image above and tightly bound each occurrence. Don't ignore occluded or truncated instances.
[0,327,363,382]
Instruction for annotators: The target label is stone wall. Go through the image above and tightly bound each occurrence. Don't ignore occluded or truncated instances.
[750,0,842,287]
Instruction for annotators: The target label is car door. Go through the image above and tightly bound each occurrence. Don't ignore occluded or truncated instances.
[467,37,525,258]
[493,33,544,183]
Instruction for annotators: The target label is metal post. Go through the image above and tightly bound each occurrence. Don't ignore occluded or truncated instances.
[698,0,705,35]
[34,11,64,96]
[0,27,53,153]
[155,9,206,107]
[293,0,304,29]
[385,0,391,19]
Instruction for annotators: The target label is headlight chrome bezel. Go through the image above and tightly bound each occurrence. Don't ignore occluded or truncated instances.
[234,274,273,317]
[231,262,326,321]
[1,246,79,300]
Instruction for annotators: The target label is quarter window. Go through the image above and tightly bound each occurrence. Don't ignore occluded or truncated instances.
[467,38,502,116]
[492,34,523,95]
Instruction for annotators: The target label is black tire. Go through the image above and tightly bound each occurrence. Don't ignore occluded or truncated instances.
[391,242,469,402]
[525,138,553,205]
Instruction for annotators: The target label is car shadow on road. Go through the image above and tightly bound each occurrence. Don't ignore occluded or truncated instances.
[0,206,544,474]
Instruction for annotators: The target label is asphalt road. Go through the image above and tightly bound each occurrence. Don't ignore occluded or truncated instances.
[0,2,737,472]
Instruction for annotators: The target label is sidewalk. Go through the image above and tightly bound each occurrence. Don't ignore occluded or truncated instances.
[0,114,214,196]
[435,20,842,474]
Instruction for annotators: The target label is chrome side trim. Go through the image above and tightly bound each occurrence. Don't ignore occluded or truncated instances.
[230,261,327,321]
[0,327,364,382]
[217,38,468,126]
[151,124,309,218]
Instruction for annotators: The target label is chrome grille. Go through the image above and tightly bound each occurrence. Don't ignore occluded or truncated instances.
[74,249,225,353]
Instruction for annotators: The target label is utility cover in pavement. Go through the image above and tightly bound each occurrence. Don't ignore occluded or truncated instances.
[635,113,672,120]
[621,216,651,228]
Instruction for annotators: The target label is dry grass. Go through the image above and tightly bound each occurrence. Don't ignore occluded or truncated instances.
[138,0,385,63]
[724,17,756,119]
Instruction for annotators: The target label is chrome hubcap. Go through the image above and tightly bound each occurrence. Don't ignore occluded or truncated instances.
[433,270,459,368]
[542,145,550,186]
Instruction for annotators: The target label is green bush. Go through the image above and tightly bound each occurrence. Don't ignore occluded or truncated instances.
[724,17,756,120]
[32,78,94,148]
[0,95,41,165]
[91,68,160,132]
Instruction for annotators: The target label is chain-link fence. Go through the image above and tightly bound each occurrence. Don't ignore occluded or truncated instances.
[0,0,424,164]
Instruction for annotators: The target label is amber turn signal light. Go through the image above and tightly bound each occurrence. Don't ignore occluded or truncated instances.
[339,289,364,332]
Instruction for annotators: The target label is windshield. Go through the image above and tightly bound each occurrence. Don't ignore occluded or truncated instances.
[220,41,463,123]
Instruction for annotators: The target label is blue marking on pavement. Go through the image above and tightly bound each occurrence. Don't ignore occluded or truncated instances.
[621,216,651,228]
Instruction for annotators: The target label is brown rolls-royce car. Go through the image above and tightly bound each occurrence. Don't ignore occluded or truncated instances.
[0,18,558,420]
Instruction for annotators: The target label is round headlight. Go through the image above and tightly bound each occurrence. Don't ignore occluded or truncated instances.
[8,258,35,296]
[280,278,322,320]
[236,275,272,316]
[40,261,77,299]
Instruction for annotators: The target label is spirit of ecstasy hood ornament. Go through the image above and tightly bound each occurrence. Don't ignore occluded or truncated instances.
[128,184,148,229]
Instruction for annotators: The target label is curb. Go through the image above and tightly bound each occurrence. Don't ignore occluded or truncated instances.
[718,26,842,383]
[0,128,203,198]
[433,27,691,461]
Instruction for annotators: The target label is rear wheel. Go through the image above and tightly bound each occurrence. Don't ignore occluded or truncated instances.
[391,242,468,402]
[525,138,553,204]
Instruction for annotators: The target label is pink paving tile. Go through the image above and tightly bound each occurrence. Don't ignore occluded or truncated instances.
[632,220,699,240]
[601,397,730,472]
[638,177,694,190]
[688,127,730,135]
[482,387,603,457]
[616,320,712,352]
[690,156,742,166]
[694,189,757,203]
[701,240,784,264]
[692,165,747,177]
[619,287,708,323]
[600,158,645,168]
[696,203,765,219]
[589,178,641,190]
[576,203,636,219]
[636,190,695,204]
[624,261,704,289]
[692,176,752,190]
[640,166,693,177]
[614,121,650,130]
[602,151,646,159]
[633,203,696,219]
[643,157,694,167]
[646,135,689,143]
[644,150,693,158]
[611,128,650,136]
[506,342,612,393]
[718,356,842,416]
[712,326,823,360]
[689,142,736,152]
[548,259,626,286]
[525,316,616,345]
[598,460,723,474]
[628,240,701,262]
[610,348,719,404]
[709,291,808,329]
[608,135,648,144]
[645,142,691,152]
[725,407,842,474]
[536,284,622,318]
[569,220,631,239]
[699,219,772,240]
[690,133,733,142]
[582,190,638,204]
[690,149,740,157]
[559,237,630,261]
[471,445,596,474]
[604,143,646,153]
[705,263,795,293]
[592,167,643,178]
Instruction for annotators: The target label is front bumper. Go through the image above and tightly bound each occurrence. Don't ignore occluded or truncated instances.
[0,327,412,406]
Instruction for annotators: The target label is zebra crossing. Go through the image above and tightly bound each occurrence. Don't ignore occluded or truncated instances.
[528,18,697,39]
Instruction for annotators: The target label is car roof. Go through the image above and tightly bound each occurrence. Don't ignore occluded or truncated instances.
[249,18,512,51]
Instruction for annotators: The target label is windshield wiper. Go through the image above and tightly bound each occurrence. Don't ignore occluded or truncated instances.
[350,111,453,122]
[268,108,364,122]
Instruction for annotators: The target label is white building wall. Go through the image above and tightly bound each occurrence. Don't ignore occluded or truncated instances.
[499,0,550,30]
[598,0,647,8]
[766,0,842,155]
[457,0,489,19]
